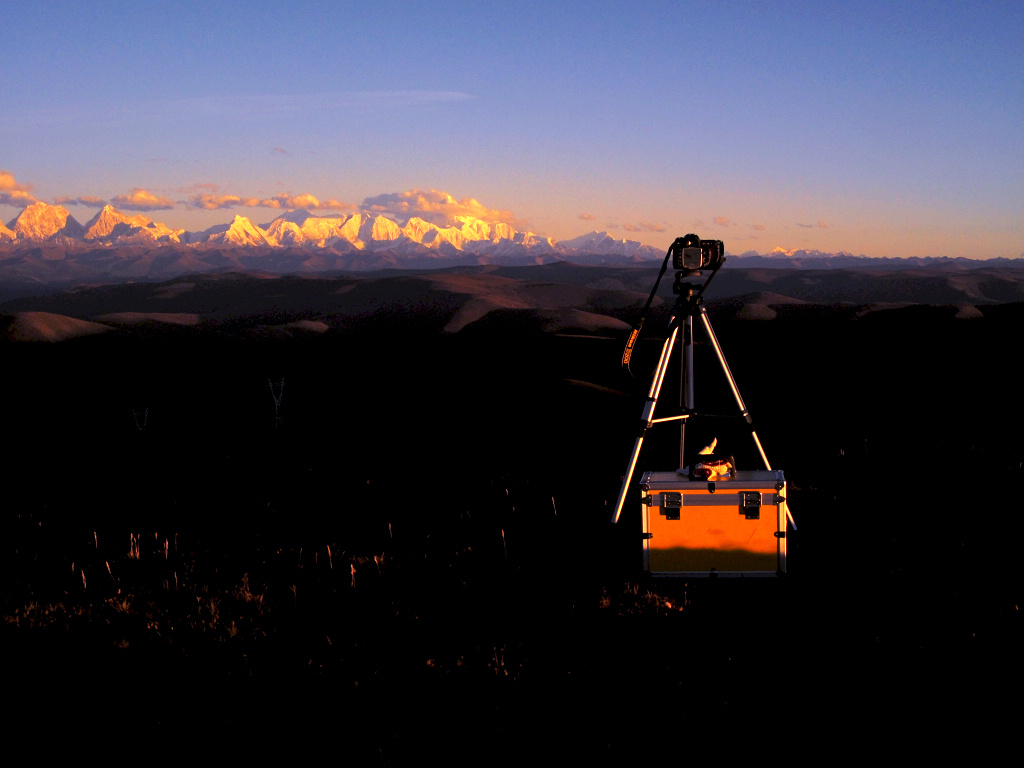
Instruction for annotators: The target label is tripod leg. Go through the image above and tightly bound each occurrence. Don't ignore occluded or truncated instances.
[697,307,797,528]
[611,323,679,524]
[697,306,771,469]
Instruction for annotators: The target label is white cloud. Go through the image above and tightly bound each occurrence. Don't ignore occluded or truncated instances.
[0,170,38,207]
[182,190,353,212]
[111,188,176,211]
[54,195,107,207]
[361,189,522,227]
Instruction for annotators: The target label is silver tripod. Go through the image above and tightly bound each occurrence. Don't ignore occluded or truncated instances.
[611,268,790,526]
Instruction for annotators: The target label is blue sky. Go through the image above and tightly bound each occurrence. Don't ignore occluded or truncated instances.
[2,1,1021,258]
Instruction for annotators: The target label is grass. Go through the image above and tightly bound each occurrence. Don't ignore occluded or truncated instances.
[2,315,1022,760]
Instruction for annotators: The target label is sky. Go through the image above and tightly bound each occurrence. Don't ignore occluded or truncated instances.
[1,0,1021,258]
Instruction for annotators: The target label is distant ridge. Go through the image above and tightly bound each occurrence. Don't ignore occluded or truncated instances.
[3,201,659,261]
[5,262,1024,346]
[729,250,1024,270]
[1,202,1020,300]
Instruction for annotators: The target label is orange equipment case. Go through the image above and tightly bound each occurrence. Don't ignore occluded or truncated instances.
[640,469,788,577]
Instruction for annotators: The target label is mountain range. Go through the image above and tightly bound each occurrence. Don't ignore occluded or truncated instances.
[1,201,662,261]
[1,202,1019,301]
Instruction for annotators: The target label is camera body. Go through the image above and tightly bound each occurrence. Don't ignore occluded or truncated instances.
[671,234,724,271]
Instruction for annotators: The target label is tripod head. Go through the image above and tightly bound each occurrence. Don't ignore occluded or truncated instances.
[621,234,726,371]
[671,233,725,273]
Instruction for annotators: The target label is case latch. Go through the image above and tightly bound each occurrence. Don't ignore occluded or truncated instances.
[660,492,682,520]
[739,491,761,520]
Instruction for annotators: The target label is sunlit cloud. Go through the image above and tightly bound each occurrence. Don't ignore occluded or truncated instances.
[578,213,595,221]
[272,147,289,155]
[111,188,175,211]
[620,220,665,233]
[183,193,252,210]
[182,190,353,212]
[818,221,829,228]
[713,217,731,227]
[259,193,353,211]
[750,224,766,231]
[54,195,107,207]
[361,189,522,227]
[0,170,38,206]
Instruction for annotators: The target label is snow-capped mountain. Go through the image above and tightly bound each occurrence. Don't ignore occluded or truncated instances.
[1,201,663,263]
[557,230,655,258]
[6,202,85,241]
[197,214,274,247]
[82,205,185,244]
[264,210,349,247]
[83,206,150,240]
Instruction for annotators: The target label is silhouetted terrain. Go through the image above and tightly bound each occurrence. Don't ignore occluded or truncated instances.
[2,264,1020,760]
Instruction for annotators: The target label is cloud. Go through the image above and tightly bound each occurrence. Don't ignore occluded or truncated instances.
[750,224,766,231]
[0,170,38,206]
[272,146,289,155]
[54,195,107,207]
[182,190,353,212]
[361,189,522,227]
[620,221,666,233]
[796,222,813,228]
[578,213,595,221]
[257,193,353,211]
[184,193,252,210]
[818,221,829,228]
[111,188,175,211]
[713,217,731,227]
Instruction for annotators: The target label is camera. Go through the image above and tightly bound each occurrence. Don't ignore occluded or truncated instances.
[671,234,724,271]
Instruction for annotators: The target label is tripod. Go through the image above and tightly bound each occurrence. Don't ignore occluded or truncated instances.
[611,264,785,526]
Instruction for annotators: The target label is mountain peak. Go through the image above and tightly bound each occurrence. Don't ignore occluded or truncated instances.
[7,202,84,241]
[82,205,154,240]
[202,214,273,247]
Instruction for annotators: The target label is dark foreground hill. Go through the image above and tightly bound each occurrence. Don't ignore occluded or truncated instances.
[4,259,1024,339]
[1,265,1021,760]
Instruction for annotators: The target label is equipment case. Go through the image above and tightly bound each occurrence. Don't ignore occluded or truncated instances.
[641,469,788,577]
